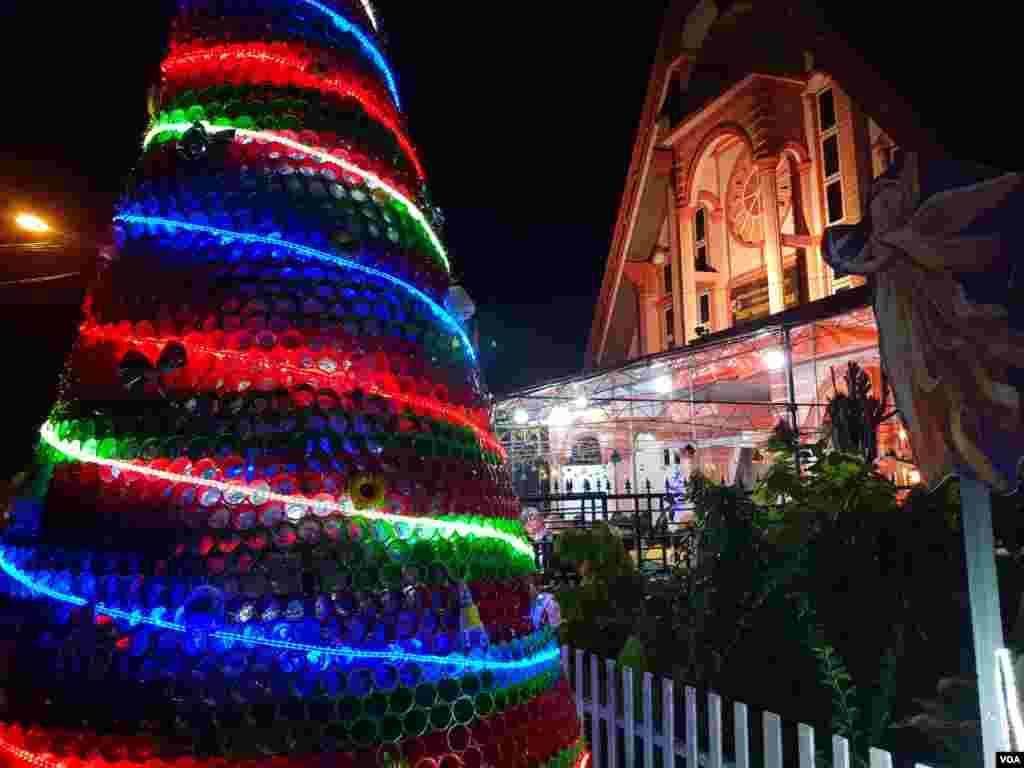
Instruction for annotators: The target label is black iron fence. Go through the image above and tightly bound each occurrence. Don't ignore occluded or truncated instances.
[520,491,698,574]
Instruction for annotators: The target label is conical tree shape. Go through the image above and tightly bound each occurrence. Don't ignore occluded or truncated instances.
[0,3,584,767]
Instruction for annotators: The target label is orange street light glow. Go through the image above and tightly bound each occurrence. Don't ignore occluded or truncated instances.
[14,213,51,234]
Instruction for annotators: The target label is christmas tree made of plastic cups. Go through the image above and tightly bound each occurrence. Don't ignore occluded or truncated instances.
[0,2,584,767]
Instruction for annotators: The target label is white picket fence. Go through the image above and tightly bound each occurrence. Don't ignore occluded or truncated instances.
[561,647,937,768]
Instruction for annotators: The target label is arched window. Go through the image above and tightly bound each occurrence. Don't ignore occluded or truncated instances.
[569,436,602,465]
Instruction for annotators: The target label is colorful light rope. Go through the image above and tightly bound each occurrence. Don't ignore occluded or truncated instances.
[160,47,422,179]
[77,325,503,457]
[141,122,445,271]
[38,422,530,557]
[294,0,398,108]
[114,215,467,363]
[0,548,557,672]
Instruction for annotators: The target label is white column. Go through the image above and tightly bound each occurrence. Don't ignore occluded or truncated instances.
[757,156,786,315]
[677,204,699,343]
[802,90,832,297]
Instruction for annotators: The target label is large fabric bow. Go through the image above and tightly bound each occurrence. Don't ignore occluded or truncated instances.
[823,152,1024,492]
[119,342,187,397]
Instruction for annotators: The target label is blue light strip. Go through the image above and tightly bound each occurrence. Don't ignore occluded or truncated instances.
[113,215,477,365]
[0,549,559,672]
[299,0,400,109]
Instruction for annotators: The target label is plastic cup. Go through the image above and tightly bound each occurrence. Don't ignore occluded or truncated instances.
[452,696,475,726]
[379,715,403,743]
[429,703,452,731]
[437,678,460,704]
[351,718,379,749]
[402,708,429,738]
[474,693,494,718]
[388,686,414,715]
[414,682,436,709]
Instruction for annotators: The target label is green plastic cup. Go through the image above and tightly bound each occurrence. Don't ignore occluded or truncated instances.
[350,718,379,749]
[429,703,452,731]
[452,696,475,725]
[474,692,494,717]
[389,686,414,715]
[379,715,403,743]
[366,692,389,719]
[414,682,436,709]
[402,708,429,737]
[437,677,461,704]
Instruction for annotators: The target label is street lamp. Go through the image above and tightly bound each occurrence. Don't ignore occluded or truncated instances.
[1,211,104,287]
[14,212,52,234]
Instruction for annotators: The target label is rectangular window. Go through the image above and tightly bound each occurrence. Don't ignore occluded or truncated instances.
[826,180,845,223]
[818,87,844,227]
[822,135,840,178]
[818,88,836,131]
[663,448,671,467]
[694,207,709,271]
[665,306,675,347]
[664,260,673,294]
[699,292,711,325]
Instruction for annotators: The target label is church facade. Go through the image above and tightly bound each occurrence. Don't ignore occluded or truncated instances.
[497,1,921,498]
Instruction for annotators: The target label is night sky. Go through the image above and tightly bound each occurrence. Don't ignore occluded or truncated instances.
[0,2,1020,469]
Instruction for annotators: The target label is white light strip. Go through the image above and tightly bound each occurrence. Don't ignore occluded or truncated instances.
[997,648,1024,750]
[39,423,533,559]
[358,0,379,30]
[142,122,449,273]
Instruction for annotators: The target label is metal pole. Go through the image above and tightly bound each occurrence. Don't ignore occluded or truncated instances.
[783,326,801,474]
[961,476,1010,765]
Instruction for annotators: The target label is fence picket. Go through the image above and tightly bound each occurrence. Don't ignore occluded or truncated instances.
[643,672,655,768]
[557,647,935,768]
[663,678,676,768]
[606,659,619,768]
[623,665,636,768]
[685,686,698,768]
[592,654,603,768]
[833,735,850,768]
[734,702,749,768]
[869,748,894,768]
[708,692,723,768]
[798,723,815,768]
[764,712,782,768]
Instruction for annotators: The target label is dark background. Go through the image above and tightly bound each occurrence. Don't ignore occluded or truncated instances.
[0,1,1019,470]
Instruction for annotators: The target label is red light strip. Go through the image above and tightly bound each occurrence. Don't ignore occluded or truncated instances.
[161,43,424,180]
[79,324,506,459]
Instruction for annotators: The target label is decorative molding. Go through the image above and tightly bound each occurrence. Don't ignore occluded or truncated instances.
[684,122,754,203]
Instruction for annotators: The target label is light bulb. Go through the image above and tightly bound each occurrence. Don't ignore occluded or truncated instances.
[575,395,588,409]
[547,406,573,427]
[512,408,529,425]
[761,348,786,371]
[653,375,673,394]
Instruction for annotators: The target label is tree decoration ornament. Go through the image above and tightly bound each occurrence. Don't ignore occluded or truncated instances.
[118,342,187,397]
[0,2,581,766]
[176,121,236,163]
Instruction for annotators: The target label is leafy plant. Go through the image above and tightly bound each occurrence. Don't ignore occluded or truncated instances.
[824,361,895,462]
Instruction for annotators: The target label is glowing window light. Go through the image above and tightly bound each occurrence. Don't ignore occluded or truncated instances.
[908,469,921,484]
[296,0,399,108]
[14,213,51,234]
[358,0,379,30]
[512,408,529,425]
[114,215,468,363]
[141,123,444,271]
[78,325,503,457]
[997,647,1024,749]
[159,48,422,179]
[0,547,559,672]
[38,421,530,557]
